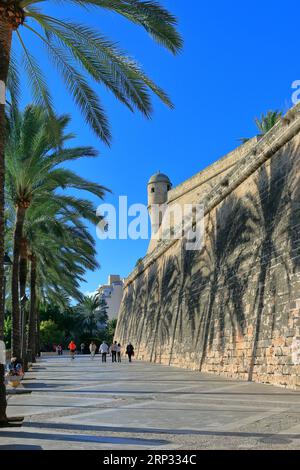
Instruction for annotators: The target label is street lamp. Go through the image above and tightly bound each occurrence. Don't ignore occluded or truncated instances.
[3,253,12,319]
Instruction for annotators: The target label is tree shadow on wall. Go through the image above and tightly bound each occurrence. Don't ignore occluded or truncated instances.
[288,137,300,274]
[125,270,147,347]
[156,255,181,363]
[246,150,293,382]
[136,263,158,356]
[197,194,253,371]
[168,242,202,365]
[116,283,134,343]
[150,256,180,363]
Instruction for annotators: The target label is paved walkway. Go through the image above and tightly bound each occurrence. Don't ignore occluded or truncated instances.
[1,355,300,449]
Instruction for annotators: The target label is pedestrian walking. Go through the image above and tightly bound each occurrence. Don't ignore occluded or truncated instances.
[68,340,77,360]
[117,343,122,363]
[89,341,97,359]
[80,342,85,355]
[99,341,109,362]
[57,344,63,356]
[126,342,135,363]
[110,341,118,363]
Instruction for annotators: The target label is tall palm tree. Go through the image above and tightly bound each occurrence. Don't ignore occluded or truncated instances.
[5,105,106,358]
[4,176,102,362]
[0,0,182,424]
[77,294,108,337]
[239,110,282,143]
[24,204,100,361]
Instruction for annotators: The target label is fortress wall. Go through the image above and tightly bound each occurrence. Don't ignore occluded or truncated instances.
[116,109,300,389]
[147,138,258,254]
[167,136,258,205]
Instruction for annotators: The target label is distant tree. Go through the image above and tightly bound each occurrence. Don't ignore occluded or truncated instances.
[135,258,144,267]
[239,110,282,143]
[77,294,108,337]
[104,318,118,344]
[40,320,64,351]
[98,297,109,325]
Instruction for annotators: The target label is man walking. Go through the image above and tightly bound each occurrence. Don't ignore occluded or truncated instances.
[111,341,118,363]
[100,341,109,363]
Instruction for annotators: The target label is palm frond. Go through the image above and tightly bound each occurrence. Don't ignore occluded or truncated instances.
[7,50,21,105]
[26,13,173,113]
[23,21,112,143]
[66,0,183,53]
[16,30,53,114]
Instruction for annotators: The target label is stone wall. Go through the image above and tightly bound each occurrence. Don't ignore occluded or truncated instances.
[116,105,300,389]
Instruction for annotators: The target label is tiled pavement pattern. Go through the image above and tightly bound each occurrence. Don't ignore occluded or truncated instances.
[1,355,300,450]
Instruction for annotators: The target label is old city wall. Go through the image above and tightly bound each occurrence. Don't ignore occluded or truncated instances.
[116,105,300,388]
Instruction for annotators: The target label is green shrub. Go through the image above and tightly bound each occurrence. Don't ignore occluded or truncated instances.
[4,316,12,349]
[40,320,65,351]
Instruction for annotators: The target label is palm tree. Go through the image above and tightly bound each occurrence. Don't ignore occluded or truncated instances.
[0,0,182,424]
[239,110,282,143]
[4,179,102,362]
[24,202,100,361]
[5,105,106,358]
[254,111,283,135]
[77,294,108,337]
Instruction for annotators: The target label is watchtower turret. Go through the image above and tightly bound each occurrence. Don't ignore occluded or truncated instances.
[147,172,172,235]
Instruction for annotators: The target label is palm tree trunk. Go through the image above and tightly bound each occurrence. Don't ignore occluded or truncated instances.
[36,300,41,357]
[0,16,13,424]
[27,255,37,363]
[19,237,28,368]
[11,205,26,358]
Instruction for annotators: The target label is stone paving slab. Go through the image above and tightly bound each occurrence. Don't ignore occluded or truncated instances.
[1,355,300,450]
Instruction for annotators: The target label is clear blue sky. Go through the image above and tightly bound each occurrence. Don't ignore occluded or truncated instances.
[18,0,300,293]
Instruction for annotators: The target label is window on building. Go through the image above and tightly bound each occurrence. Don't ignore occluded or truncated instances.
[151,187,155,193]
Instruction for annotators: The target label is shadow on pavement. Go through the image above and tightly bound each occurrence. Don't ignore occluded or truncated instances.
[0,444,43,450]
[0,430,169,446]
[22,421,300,441]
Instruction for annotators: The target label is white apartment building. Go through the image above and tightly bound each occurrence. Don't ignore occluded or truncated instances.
[98,275,124,320]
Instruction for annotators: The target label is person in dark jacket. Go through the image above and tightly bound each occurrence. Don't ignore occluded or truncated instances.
[126,342,134,362]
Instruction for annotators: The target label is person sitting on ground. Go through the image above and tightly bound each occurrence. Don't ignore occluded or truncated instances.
[8,357,24,376]
[126,342,135,363]
[68,340,77,360]
[89,341,97,359]
[99,341,109,363]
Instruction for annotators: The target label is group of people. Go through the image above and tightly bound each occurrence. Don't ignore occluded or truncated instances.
[67,340,135,363]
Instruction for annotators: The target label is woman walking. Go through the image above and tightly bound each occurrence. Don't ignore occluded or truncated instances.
[89,341,97,359]
[117,343,122,363]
